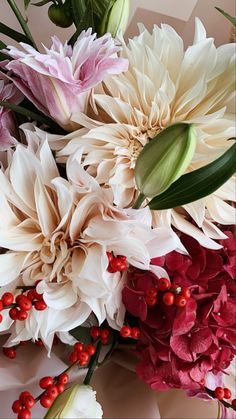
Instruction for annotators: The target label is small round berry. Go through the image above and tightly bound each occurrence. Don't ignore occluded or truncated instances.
[35,339,44,347]
[2,292,14,306]
[146,288,157,298]
[131,327,140,340]
[90,326,100,339]
[106,251,113,263]
[199,378,205,386]
[59,373,69,385]
[0,300,3,311]
[23,395,35,409]
[19,391,31,402]
[86,343,96,356]
[78,351,89,365]
[214,386,224,400]
[34,300,47,311]
[120,325,131,338]
[18,297,32,312]
[15,294,24,304]
[101,337,108,345]
[223,388,232,399]
[0,313,3,323]
[3,346,16,359]
[175,295,187,308]
[17,310,28,321]
[19,340,29,346]
[158,278,171,291]
[9,307,19,320]
[145,295,157,306]
[12,400,23,414]
[34,290,44,301]
[26,290,36,302]
[17,408,31,419]
[163,292,175,306]
[57,383,65,394]
[39,376,54,389]
[69,351,78,363]
[46,385,59,400]
[181,287,191,299]
[100,329,109,340]
[74,342,84,352]
[40,395,53,408]
[232,399,236,409]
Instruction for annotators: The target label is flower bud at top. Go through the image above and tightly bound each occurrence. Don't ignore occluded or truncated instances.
[135,123,197,200]
[100,0,130,37]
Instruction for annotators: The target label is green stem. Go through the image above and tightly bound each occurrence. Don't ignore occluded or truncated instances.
[132,193,146,209]
[6,0,37,49]
[83,341,102,385]
[0,22,30,44]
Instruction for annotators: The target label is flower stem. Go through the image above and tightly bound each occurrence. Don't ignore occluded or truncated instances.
[6,0,37,49]
[133,193,145,209]
[83,342,102,385]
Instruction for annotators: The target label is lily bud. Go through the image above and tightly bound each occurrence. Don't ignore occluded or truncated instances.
[44,384,103,418]
[135,123,197,201]
[100,0,130,37]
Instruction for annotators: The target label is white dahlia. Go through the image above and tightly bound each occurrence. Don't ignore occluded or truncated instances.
[47,19,235,249]
[0,134,178,348]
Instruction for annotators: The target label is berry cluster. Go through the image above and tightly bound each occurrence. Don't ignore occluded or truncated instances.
[12,392,35,419]
[120,325,140,339]
[107,252,127,273]
[145,277,191,308]
[90,326,110,344]
[69,341,97,365]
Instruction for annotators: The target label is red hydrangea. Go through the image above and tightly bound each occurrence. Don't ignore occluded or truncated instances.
[122,230,236,392]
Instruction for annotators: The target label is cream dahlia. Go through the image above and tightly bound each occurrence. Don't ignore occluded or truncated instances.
[46,19,235,249]
[0,132,179,348]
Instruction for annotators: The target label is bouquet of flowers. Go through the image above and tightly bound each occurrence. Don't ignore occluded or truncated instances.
[0,1,235,418]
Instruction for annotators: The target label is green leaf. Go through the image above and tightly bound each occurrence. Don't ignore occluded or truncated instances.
[24,0,31,9]
[32,0,52,6]
[93,0,116,19]
[71,0,87,27]
[148,141,236,210]
[70,326,91,344]
[69,1,94,45]
[0,22,30,43]
[6,0,37,48]
[215,7,236,26]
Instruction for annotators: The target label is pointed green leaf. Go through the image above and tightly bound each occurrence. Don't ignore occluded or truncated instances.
[215,7,236,27]
[32,0,53,6]
[135,123,197,201]
[24,0,31,9]
[6,0,37,48]
[69,1,94,45]
[93,0,116,19]
[0,22,30,43]
[0,40,6,49]
[69,326,91,344]
[71,0,87,26]
[148,141,236,210]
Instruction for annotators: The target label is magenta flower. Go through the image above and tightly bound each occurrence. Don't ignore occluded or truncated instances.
[0,77,23,151]
[5,30,128,131]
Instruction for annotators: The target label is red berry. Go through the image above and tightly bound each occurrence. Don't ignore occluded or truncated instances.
[175,295,187,308]
[90,326,100,339]
[9,307,19,320]
[0,300,3,311]
[17,310,28,321]
[199,378,205,386]
[18,297,32,312]
[181,287,191,299]
[17,408,31,419]
[19,340,29,346]
[59,373,69,385]
[232,399,236,409]
[35,339,44,347]
[12,400,23,413]
[106,251,113,263]
[19,391,31,402]
[2,292,14,306]
[86,343,96,356]
[146,288,157,298]
[46,385,58,400]
[223,388,232,399]
[145,295,157,306]
[131,327,140,339]
[34,291,44,301]
[101,337,108,345]
[15,294,24,304]
[23,395,35,409]
[69,351,78,363]
[78,351,89,364]
[74,342,84,352]
[40,395,52,408]
[163,292,174,306]
[100,329,109,340]
[0,313,3,323]
[34,300,47,311]
[120,325,131,338]
[214,386,224,400]
[26,290,36,302]
[158,278,171,291]
[39,376,53,389]
[57,383,65,394]
[3,346,16,359]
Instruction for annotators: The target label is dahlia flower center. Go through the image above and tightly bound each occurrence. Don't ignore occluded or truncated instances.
[128,127,160,168]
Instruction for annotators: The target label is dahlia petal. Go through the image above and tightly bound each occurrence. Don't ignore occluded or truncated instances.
[0,252,27,285]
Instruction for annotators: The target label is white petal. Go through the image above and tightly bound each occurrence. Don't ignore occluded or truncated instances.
[0,252,26,285]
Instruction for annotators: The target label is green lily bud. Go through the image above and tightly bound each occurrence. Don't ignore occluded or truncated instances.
[134,123,197,206]
[100,0,130,37]
[48,3,73,28]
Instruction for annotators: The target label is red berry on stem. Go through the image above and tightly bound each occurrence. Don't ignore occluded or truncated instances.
[34,300,47,311]
[146,288,157,298]
[2,292,14,306]
[69,351,78,363]
[90,326,100,339]
[17,310,28,321]
[175,294,187,308]
[78,351,89,365]
[214,387,224,400]
[163,292,174,306]
[9,307,19,320]
[158,278,171,291]
[120,325,131,338]
[0,300,3,311]
[131,327,140,339]
[86,343,96,356]
[100,329,109,340]
[0,313,3,323]
[232,399,236,409]
[17,408,31,419]
[74,342,84,352]
[19,391,31,401]
[3,347,16,359]
[12,400,23,413]
[26,290,36,302]
[199,378,205,386]
[18,297,32,312]
[46,385,59,400]
[59,373,69,385]
[23,395,35,409]
[40,395,53,408]
[106,251,113,263]
[145,295,157,306]
[57,383,65,394]
[15,294,24,304]
[181,287,191,299]
[39,376,54,389]
[35,339,44,347]
[223,388,232,399]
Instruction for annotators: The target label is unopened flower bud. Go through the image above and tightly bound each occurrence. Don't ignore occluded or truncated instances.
[100,0,130,37]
